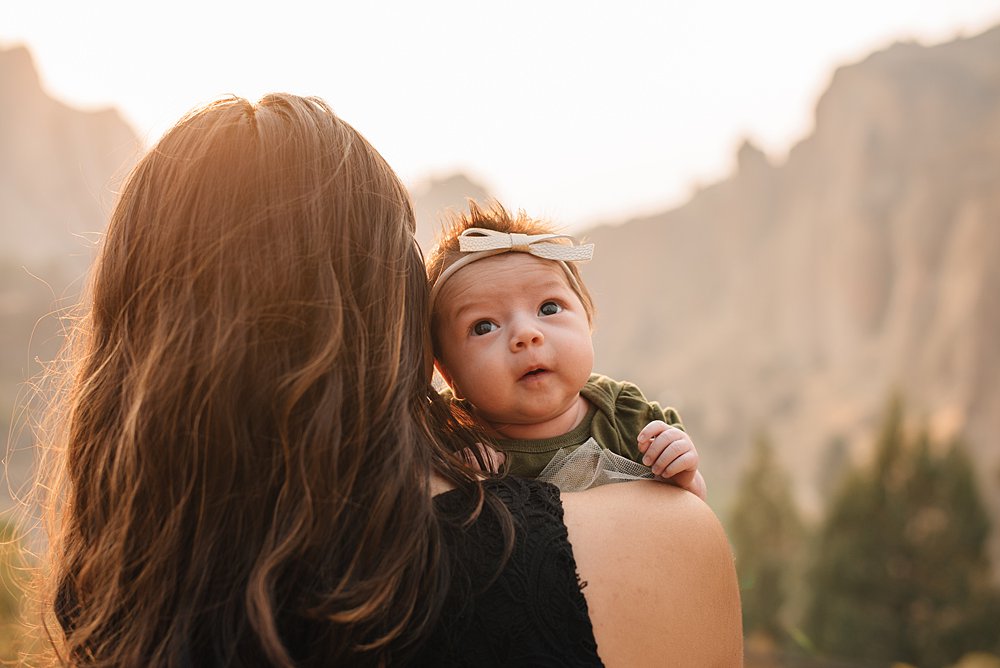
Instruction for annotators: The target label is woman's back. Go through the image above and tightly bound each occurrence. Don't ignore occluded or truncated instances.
[416,476,602,666]
[416,477,741,667]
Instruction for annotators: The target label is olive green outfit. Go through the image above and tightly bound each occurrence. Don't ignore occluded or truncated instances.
[449,373,684,478]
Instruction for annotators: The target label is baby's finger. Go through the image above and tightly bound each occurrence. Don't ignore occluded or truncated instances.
[642,427,686,466]
[649,441,683,476]
[648,434,697,476]
[637,420,669,452]
[458,447,477,469]
[641,435,668,466]
[460,443,506,472]
[659,450,698,480]
[477,443,506,471]
[657,426,688,445]
[645,427,686,455]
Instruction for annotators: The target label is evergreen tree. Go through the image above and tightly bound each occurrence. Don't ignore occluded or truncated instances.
[728,432,805,641]
[815,434,850,504]
[804,396,1000,666]
[903,437,1000,665]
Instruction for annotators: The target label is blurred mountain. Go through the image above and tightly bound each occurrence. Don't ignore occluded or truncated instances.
[579,25,1000,564]
[0,45,140,267]
[0,45,141,509]
[411,173,491,253]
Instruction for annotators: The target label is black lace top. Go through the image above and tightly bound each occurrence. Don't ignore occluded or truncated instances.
[412,477,603,667]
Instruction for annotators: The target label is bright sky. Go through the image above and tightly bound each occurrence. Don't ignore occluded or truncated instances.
[3,1,999,229]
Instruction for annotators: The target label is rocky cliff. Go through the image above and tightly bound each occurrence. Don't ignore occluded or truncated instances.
[578,26,1000,561]
[0,46,140,266]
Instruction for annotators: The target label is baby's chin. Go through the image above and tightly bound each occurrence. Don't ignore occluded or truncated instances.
[483,407,587,441]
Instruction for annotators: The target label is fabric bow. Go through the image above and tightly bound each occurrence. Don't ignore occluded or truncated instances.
[457,228,594,262]
[429,227,594,310]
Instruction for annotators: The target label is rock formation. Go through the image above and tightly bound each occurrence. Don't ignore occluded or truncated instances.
[580,25,1000,564]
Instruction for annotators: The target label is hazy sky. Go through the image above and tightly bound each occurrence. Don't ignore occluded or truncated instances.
[3,1,999,229]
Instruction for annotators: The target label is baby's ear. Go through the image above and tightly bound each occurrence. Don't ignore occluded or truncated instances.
[433,361,464,400]
[433,359,455,389]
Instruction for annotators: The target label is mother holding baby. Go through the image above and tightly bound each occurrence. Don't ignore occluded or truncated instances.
[34,93,741,666]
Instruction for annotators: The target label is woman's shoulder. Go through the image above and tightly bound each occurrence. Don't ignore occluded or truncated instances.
[560,482,735,583]
[560,483,743,667]
[562,479,720,532]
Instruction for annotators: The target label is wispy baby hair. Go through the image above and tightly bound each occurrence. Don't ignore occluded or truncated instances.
[425,200,595,338]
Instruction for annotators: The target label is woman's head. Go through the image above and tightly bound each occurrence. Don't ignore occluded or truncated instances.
[44,94,459,666]
[98,94,427,411]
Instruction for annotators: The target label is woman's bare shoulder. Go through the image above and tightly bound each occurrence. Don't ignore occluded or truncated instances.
[560,482,736,592]
[562,480,722,532]
[561,483,743,667]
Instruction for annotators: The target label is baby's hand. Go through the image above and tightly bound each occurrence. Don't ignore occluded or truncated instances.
[458,442,506,474]
[637,421,707,501]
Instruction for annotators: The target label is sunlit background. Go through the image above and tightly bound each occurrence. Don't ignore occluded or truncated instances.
[4,0,1000,227]
[4,2,1000,666]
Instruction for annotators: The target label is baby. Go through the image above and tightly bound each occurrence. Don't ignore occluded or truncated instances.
[426,202,706,500]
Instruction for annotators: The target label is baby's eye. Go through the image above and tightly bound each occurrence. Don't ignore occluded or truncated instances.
[538,301,563,316]
[472,320,498,336]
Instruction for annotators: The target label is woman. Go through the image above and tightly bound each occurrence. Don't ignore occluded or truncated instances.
[36,94,741,666]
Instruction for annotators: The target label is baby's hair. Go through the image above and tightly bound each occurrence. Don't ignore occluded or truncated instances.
[425,200,595,330]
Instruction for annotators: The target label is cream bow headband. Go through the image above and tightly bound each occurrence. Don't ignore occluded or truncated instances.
[429,227,594,310]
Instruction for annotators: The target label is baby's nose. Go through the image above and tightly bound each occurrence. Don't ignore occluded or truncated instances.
[509,321,544,351]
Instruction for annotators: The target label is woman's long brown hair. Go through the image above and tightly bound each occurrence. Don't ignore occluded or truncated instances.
[34,94,492,666]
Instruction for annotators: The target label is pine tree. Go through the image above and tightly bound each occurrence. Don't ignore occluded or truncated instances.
[728,432,805,642]
[815,434,850,504]
[903,436,1000,665]
[803,396,1000,666]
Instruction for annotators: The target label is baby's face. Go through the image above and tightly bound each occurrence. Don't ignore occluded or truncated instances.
[433,253,594,431]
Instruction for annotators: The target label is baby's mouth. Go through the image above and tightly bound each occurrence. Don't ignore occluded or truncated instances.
[519,367,548,381]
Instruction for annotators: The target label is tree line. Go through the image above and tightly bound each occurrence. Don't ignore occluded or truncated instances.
[729,395,1000,667]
